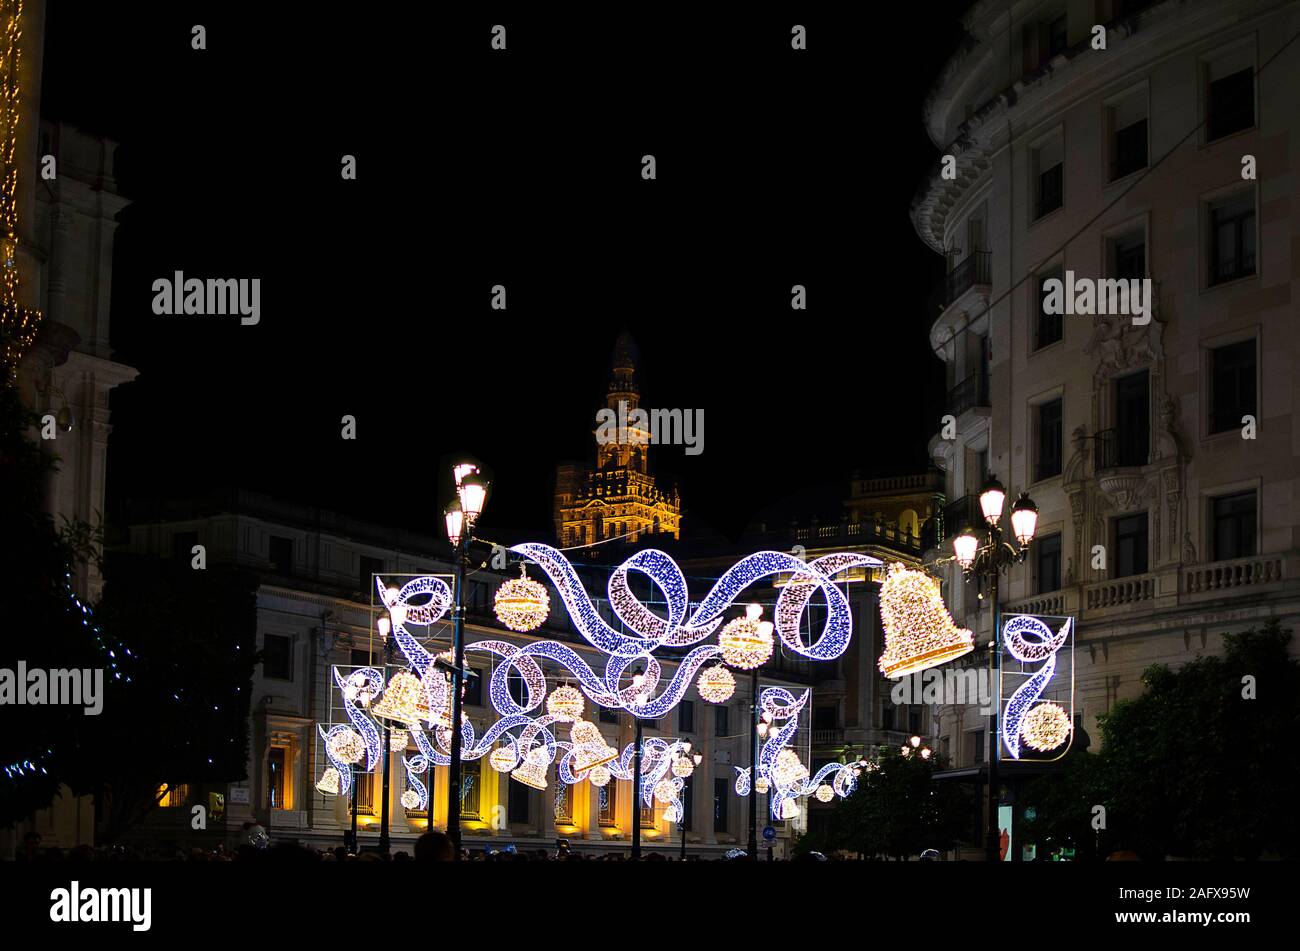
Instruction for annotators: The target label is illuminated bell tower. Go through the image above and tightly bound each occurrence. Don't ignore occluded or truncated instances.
[554,332,681,546]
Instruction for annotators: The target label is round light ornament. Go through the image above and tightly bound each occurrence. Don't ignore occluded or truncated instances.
[494,564,550,632]
[815,784,835,803]
[696,664,736,703]
[718,607,774,670]
[401,789,421,810]
[671,757,694,778]
[754,776,770,794]
[328,728,366,765]
[546,685,585,722]
[489,746,519,773]
[587,765,612,787]
[1020,701,1072,752]
[654,778,678,804]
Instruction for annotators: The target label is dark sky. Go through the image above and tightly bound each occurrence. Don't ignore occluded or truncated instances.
[42,4,973,542]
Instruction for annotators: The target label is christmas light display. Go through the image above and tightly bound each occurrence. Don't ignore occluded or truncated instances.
[719,606,775,670]
[877,563,974,678]
[671,756,694,778]
[815,784,834,803]
[696,663,735,703]
[402,755,428,811]
[587,765,611,787]
[390,728,408,752]
[327,727,366,765]
[546,685,585,722]
[401,789,421,810]
[1020,701,1071,752]
[493,564,550,632]
[315,767,341,795]
[1001,615,1073,760]
[488,745,518,773]
[0,0,41,376]
[369,668,430,725]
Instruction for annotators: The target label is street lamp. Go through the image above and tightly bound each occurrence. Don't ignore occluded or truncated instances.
[629,667,650,859]
[953,474,1037,863]
[674,743,703,861]
[377,615,395,855]
[444,460,490,860]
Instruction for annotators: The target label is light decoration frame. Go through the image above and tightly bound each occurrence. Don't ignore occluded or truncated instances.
[320,546,873,806]
[1000,614,1074,761]
[0,0,41,376]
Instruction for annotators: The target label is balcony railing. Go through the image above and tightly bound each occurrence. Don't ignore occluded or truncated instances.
[1085,573,1155,610]
[812,729,845,746]
[945,251,991,306]
[1094,427,1148,470]
[1185,556,1284,594]
[946,373,990,418]
[1211,253,1256,285]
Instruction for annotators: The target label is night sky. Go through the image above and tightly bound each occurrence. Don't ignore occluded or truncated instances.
[42,4,972,542]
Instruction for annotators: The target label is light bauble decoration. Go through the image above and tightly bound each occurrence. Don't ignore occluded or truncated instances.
[327,728,366,765]
[654,778,678,804]
[815,784,835,803]
[390,728,409,751]
[754,776,770,794]
[370,669,430,724]
[546,685,585,722]
[494,564,550,632]
[315,767,341,795]
[696,664,736,703]
[671,757,694,778]
[719,615,774,670]
[664,804,681,823]
[401,789,421,810]
[489,746,518,773]
[1020,701,1071,752]
[877,563,974,678]
[587,765,611,787]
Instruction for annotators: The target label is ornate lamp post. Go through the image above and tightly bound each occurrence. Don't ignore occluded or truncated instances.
[377,615,395,854]
[629,668,649,859]
[676,743,703,861]
[953,475,1038,864]
[444,461,490,861]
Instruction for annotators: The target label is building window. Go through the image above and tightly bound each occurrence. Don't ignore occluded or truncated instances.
[157,784,189,807]
[507,670,527,708]
[1113,512,1149,578]
[714,704,729,737]
[1035,398,1063,481]
[464,668,483,707]
[268,535,293,575]
[1107,89,1148,181]
[554,782,574,824]
[1211,491,1257,561]
[678,699,694,734]
[1035,267,1063,349]
[1209,339,1256,434]
[508,779,532,824]
[350,647,371,668]
[971,730,985,765]
[263,634,292,681]
[813,706,837,731]
[596,781,616,826]
[881,703,895,732]
[599,705,620,725]
[1035,533,1062,594]
[1114,370,1150,467]
[171,531,198,562]
[359,555,384,599]
[640,797,656,829]
[1208,192,1256,285]
[1033,139,1064,220]
[1207,67,1254,141]
[908,707,922,735]
[1111,231,1146,281]
[460,759,481,820]
[1046,13,1067,57]
[267,745,291,810]
[713,778,729,833]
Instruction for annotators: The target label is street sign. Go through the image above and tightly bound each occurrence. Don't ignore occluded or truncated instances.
[762,825,776,842]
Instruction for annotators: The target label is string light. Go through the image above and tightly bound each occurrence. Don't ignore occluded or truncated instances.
[877,563,974,678]
[327,728,366,766]
[0,0,40,376]
[390,729,409,752]
[1002,616,1073,760]
[315,768,341,795]
[719,610,774,670]
[370,669,430,724]
[587,765,611,787]
[401,789,421,810]
[546,685,585,722]
[489,746,518,773]
[1020,701,1071,752]
[671,757,694,778]
[494,564,550,632]
[815,784,834,803]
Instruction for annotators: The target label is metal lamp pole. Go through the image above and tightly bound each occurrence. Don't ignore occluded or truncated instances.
[748,667,759,859]
[954,476,1037,865]
[378,617,395,855]
[632,713,644,859]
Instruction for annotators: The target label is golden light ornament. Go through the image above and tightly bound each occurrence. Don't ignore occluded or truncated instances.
[653,778,678,804]
[696,663,735,703]
[754,776,770,794]
[401,789,421,810]
[664,803,681,823]
[1020,701,1072,752]
[494,564,550,632]
[587,765,611,787]
[511,749,549,790]
[815,784,835,803]
[489,746,519,773]
[327,728,366,766]
[390,728,409,751]
[877,563,974,678]
[369,669,430,724]
[315,767,341,795]
[779,798,800,820]
[546,685,585,722]
[718,608,775,670]
[671,757,694,778]
[773,749,808,786]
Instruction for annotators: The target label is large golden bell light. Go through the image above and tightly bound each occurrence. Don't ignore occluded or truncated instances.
[876,563,974,678]
[315,767,341,795]
[696,663,736,703]
[370,669,430,724]
[719,606,774,670]
[494,564,550,632]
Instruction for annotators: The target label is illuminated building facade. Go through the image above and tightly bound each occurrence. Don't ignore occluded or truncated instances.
[554,332,681,547]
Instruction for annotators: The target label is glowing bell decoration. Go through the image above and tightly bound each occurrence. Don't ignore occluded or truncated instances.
[400,789,422,810]
[815,784,835,803]
[369,669,430,724]
[779,797,800,820]
[489,746,518,773]
[546,685,585,722]
[587,765,611,787]
[494,564,550,632]
[719,605,775,670]
[877,563,974,679]
[511,747,549,790]
[315,767,341,795]
[773,748,808,787]
[327,728,366,765]
[696,663,736,703]
[1020,701,1072,752]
